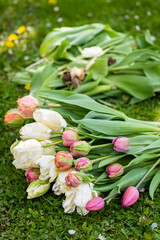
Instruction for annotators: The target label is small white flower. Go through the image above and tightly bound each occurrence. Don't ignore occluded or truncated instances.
[135,25,141,31]
[147,11,151,16]
[124,15,130,19]
[98,234,106,240]
[151,223,158,231]
[57,17,63,23]
[54,6,59,12]
[24,56,30,60]
[139,216,146,222]
[151,36,156,41]
[134,15,139,20]
[68,230,76,235]
[46,22,51,27]
[87,12,93,17]
[8,49,13,55]
[135,2,140,6]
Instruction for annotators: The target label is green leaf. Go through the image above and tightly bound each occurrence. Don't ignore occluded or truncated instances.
[39,90,126,118]
[12,70,32,85]
[79,119,160,136]
[99,155,126,168]
[89,56,108,80]
[145,29,154,45]
[105,74,154,100]
[149,170,160,199]
[50,40,71,60]
[40,23,105,56]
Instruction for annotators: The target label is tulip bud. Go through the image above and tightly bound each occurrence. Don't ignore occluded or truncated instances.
[65,171,82,187]
[62,128,79,147]
[27,179,50,199]
[106,162,124,178]
[70,141,91,157]
[75,157,92,172]
[54,151,73,171]
[17,95,40,117]
[121,186,139,207]
[25,168,40,183]
[112,136,129,152]
[85,197,105,211]
[4,109,24,128]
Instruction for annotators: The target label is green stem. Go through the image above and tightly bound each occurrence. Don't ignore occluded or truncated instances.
[43,141,62,148]
[103,192,118,201]
[136,158,160,189]
[91,155,114,163]
[91,143,112,149]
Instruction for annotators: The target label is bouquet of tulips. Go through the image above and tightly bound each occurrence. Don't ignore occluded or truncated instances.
[5,91,160,215]
[12,23,160,104]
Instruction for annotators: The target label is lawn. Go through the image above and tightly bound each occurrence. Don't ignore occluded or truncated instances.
[0,0,160,239]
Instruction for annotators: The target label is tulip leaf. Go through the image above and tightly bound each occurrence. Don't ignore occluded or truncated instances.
[89,56,109,80]
[39,90,126,118]
[99,155,126,168]
[40,23,105,56]
[149,170,160,200]
[105,74,154,100]
[12,70,32,85]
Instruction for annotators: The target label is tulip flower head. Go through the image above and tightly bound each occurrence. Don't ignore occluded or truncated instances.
[27,179,50,199]
[65,171,82,187]
[107,162,124,178]
[112,136,129,152]
[54,151,73,171]
[85,197,105,211]
[75,157,92,172]
[121,186,139,207]
[70,141,91,157]
[17,95,40,117]
[25,168,40,184]
[4,108,24,128]
[62,128,79,147]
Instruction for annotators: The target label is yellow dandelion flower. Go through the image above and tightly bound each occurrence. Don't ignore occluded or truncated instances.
[17,26,26,34]
[48,0,57,4]
[8,34,18,41]
[5,41,15,48]
[25,83,30,90]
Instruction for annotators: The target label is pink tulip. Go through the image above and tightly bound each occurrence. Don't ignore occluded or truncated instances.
[70,141,91,157]
[62,128,79,147]
[112,136,129,152]
[4,108,24,128]
[85,197,105,211]
[75,157,92,172]
[25,168,40,184]
[54,151,73,171]
[65,171,82,187]
[107,162,124,178]
[121,186,139,207]
[17,95,40,117]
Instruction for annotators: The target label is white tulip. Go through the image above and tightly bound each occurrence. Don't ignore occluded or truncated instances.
[40,140,56,155]
[62,183,97,215]
[11,139,43,169]
[35,155,58,183]
[33,109,67,133]
[20,122,52,140]
[52,170,72,195]
[82,46,103,58]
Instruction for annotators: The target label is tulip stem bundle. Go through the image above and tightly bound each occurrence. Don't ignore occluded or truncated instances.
[136,159,160,189]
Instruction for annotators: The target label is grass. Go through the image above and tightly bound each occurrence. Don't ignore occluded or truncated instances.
[0,0,160,239]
